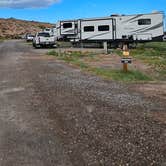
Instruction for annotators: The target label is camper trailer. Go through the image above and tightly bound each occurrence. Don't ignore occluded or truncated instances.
[55,20,78,40]
[55,12,164,46]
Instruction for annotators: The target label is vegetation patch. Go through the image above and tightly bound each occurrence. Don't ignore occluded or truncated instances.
[47,50,59,56]
[47,51,90,69]
[47,50,151,82]
[90,68,151,81]
[112,49,123,56]
[112,42,166,80]
[0,37,5,42]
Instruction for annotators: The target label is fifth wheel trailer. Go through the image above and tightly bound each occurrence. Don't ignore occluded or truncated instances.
[55,12,164,46]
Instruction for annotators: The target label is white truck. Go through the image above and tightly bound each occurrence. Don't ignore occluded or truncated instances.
[33,32,56,48]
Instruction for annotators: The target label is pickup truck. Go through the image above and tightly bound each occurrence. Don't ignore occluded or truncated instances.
[33,32,56,48]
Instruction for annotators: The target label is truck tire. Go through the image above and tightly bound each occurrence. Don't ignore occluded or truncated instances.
[35,44,40,49]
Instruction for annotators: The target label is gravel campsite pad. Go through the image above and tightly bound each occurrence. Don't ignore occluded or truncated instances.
[0,40,165,166]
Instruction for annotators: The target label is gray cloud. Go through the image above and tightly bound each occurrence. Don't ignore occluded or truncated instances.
[0,0,60,8]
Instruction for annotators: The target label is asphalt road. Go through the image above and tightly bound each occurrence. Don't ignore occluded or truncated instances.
[0,40,165,166]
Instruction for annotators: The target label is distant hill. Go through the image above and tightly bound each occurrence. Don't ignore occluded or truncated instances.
[0,18,54,39]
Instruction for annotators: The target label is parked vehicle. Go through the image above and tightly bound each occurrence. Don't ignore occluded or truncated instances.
[44,27,57,40]
[33,32,56,48]
[163,35,166,41]
[26,34,34,42]
[43,28,52,34]
[54,12,164,46]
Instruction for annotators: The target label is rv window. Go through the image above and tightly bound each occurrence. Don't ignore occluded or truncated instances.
[138,19,151,25]
[63,23,72,28]
[84,26,95,32]
[98,25,110,31]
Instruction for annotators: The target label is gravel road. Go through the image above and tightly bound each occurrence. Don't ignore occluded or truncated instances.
[0,40,165,166]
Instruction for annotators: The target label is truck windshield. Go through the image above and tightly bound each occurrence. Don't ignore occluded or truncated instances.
[38,33,50,37]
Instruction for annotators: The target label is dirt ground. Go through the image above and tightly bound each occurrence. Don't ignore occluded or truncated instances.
[0,40,165,166]
[82,53,153,72]
[80,53,166,100]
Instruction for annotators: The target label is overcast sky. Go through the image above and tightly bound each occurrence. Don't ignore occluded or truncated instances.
[0,0,165,25]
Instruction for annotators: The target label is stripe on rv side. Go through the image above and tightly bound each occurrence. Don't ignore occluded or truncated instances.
[122,14,143,23]
[138,22,163,33]
[62,30,75,33]
[84,31,112,40]
[131,27,150,33]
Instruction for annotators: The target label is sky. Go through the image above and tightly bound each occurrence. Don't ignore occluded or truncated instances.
[0,0,165,25]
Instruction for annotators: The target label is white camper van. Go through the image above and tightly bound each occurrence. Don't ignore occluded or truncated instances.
[55,12,164,45]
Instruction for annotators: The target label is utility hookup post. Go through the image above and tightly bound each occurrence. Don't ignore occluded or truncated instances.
[103,41,108,54]
[121,43,132,72]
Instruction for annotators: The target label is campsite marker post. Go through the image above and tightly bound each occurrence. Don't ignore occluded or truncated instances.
[121,44,132,72]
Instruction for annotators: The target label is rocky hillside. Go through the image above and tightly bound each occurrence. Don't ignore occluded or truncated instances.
[0,18,53,38]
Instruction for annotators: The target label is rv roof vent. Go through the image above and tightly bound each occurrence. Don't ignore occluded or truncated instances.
[111,14,120,17]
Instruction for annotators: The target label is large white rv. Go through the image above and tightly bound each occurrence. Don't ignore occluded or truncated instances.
[55,12,164,45]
